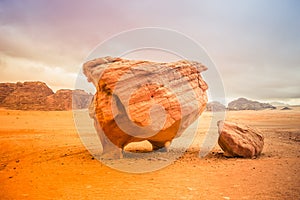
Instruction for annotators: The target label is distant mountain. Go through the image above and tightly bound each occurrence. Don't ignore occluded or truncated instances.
[0,81,93,111]
[206,101,226,112]
[281,107,292,110]
[228,98,276,111]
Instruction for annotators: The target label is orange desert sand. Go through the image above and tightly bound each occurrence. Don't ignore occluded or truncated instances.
[0,108,299,199]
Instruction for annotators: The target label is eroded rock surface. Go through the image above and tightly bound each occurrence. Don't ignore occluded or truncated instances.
[0,83,17,103]
[83,56,208,158]
[217,120,264,158]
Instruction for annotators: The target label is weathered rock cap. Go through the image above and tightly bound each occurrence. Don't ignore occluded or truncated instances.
[217,120,264,158]
[83,56,209,158]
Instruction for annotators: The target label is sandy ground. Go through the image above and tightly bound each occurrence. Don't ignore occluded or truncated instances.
[0,108,299,199]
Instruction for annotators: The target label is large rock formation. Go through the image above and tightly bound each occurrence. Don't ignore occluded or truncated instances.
[0,82,92,110]
[217,121,264,158]
[83,56,208,158]
[0,81,54,110]
[46,89,93,111]
[228,98,276,111]
[0,83,17,103]
[206,101,226,112]
[72,90,94,110]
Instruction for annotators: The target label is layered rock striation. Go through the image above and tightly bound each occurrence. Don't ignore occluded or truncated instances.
[83,56,209,158]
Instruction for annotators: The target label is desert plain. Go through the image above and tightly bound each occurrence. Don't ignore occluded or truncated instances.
[0,107,299,199]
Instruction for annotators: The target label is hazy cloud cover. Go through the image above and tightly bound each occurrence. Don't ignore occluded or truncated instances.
[0,0,299,104]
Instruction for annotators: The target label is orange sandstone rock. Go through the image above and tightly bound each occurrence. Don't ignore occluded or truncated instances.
[83,57,208,158]
[218,121,264,158]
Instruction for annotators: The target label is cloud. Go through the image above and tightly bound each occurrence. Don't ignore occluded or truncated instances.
[0,53,77,91]
[0,0,299,104]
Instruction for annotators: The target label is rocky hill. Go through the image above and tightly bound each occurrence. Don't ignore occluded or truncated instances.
[0,81,93,111]
[0,83,18,103]
[45,89,93,111]
[206,101,226,112]
[228,98,276,111]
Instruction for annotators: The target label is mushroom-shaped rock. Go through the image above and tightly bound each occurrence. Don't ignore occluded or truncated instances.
[83,57,208,158]
[217,121,264,158]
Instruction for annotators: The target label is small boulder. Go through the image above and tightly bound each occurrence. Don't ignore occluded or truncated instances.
[217,120,264,158]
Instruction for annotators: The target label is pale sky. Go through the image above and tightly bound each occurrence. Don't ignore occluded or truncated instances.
[0,0,299,104]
